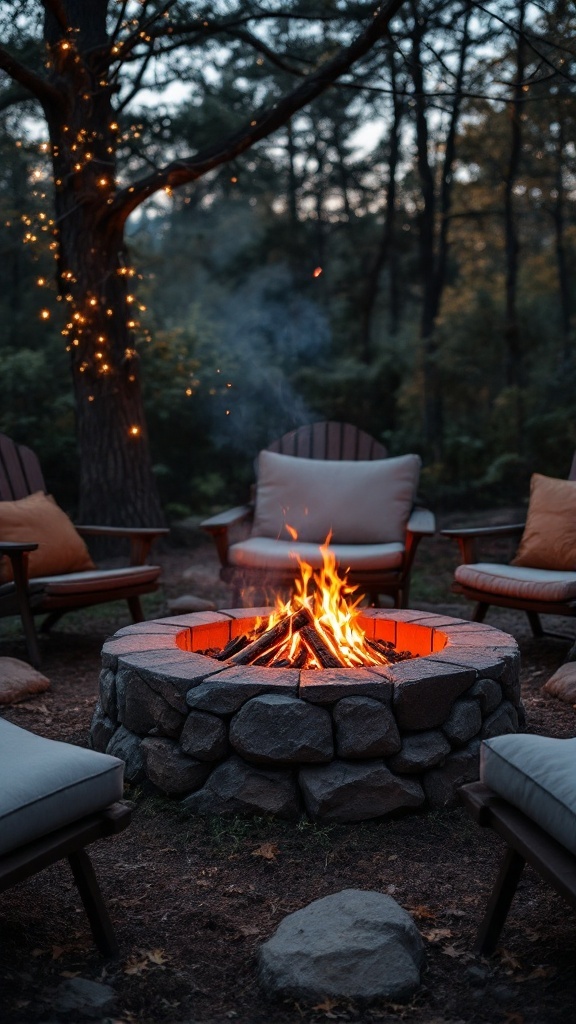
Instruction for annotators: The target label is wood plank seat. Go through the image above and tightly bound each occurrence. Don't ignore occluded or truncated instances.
[0,433,168,667]
[201,422,435,607]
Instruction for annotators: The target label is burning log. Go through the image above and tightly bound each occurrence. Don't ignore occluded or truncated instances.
[366,638,413,664]
[228,607,313,666]
[216,634,250,661]
[299,625,343,669]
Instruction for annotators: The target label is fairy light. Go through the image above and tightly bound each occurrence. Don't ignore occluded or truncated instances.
[129,425,141,437]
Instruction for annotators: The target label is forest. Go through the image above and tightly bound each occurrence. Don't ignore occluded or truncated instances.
[0,0,574,523]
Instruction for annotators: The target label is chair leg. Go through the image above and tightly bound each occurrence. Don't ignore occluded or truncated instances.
[473,602,490,623]
[474,845,526,956]
[68,849,119,958]
[527,611,543,637]
[127,596,144,622]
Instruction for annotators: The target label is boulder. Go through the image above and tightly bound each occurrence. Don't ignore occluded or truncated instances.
[442,698,482,747]
[423,739,481,808]
[388,730,450,774]
[180,709,228,761]
[141,736,211,795]
[182,755,300,819]
[299,760,425,823]
[106,724,146,783]
[333,696,401,758]
[229,693,333,764]
[259,889,424,1003]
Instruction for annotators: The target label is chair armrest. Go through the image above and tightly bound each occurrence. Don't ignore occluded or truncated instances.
[406,506,436,537]
[200,506,253,567]
[75,526,169,566]
[441,523,525,564]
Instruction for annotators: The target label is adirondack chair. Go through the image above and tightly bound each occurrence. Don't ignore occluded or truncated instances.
[0,434,168,667]
[442,453,576,636]
[201,422,435,607]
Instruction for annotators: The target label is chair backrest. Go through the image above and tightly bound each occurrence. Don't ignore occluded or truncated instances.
[0,434,46,501]
[266,422,387,461]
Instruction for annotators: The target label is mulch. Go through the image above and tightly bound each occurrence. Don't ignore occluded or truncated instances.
[0,529,575,1024]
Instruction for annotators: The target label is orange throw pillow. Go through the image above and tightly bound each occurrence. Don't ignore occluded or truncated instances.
[0,491,95,583]
[511,473,576,571]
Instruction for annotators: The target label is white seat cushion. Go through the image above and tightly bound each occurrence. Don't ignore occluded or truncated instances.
[454,562,576,603]
[0,718,124,857]
[481,734,576,855]
[228,537,405,572]
[0,564,160,600]
[251,450,420,544]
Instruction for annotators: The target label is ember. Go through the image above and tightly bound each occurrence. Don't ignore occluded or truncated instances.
[210,539,413,669]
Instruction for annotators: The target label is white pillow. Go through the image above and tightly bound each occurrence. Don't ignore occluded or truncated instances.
[251,450,421,544]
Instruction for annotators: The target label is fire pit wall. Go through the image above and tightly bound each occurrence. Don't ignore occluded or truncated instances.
[90,609,523,824]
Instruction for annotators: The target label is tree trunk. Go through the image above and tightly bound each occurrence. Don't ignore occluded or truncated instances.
[43,1,164,526]
[552,118,572,362]
[503,0,526,395]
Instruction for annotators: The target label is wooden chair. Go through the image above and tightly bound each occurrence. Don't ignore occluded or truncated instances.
[0,717,131,958]
[442,454,576,636]
[459,734,576,955]
[201,422,435,607]
[0,434,168,666]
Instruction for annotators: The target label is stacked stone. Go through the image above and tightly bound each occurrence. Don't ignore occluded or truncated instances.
[90,610,522,823]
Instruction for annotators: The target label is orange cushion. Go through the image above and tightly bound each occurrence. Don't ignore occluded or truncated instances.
[511,473,576,571]
[0,492,95,583]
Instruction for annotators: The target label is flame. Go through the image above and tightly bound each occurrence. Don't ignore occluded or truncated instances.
[251,531,390,669]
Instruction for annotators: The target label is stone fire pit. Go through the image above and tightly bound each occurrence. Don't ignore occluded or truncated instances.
[90,608,522,823]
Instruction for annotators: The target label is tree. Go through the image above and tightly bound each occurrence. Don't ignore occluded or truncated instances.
[0,0,407,524]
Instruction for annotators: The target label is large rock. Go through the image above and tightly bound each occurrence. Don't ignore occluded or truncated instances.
[0,657,50,705]
[480,701,518,740]
[90,701,116,752]
[442,698,482,747]
[423,739,481,808]
[182,755,300,819]
[229,693,333,764]
[392,661,475,730]
[468,677,503,716]
[299,760,425,822]
[119,671,186,738]
[141,736,211,795]
[98,667,117,720]
[106,725,145,783]
[180,709,228,761]
[259,889,424,1003]
[333,696,401,758]
[387,730,450,774]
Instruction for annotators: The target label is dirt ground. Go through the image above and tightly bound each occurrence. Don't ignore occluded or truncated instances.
[1,525,575,1024]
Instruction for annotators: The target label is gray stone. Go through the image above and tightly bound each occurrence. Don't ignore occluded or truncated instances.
[183,755,300,819]
[500,652,522,700]
[89,702,116,752]
[480,701,518,739]
[141,736,211,795]
[392,661,475,730]
[54,977,116,1017]
[258,889,424,1003]
[299,760,425,823]
[186,667,299,715]
[442,699,482,746]
[119,671,186,738]
[229,694,333,765]
[299,669,392,705]
[117,663,191,715]
[98,667,117,720]
[468,678,503,715]
[388,730,451,774]
[167,594,217,613]
[180,710,228,761]
[333,696,401,758]
[423,740,481,808]
[106,725,145,783]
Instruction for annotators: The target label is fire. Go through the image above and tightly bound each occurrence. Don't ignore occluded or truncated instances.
[249,534,390,669]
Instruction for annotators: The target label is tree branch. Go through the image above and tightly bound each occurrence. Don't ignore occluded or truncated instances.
[0,44,62,109]
[107,0,405,227]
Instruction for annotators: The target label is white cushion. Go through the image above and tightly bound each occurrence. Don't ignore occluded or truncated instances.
[0,564,160,600]
[454,562,576,603]
[228,537,405,571]
[0,718,124,857]
[481,734,576,855]
[251,450,420,544]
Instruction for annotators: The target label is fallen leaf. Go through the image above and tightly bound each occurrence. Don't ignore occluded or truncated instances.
[498,948,523,971]
[524,965,557,980]
[442,944,468,959]
[422,928,453,942]
[60,971,80,979]
[409,905,436,921]
[146,948,169,965]
[312,997,341,1013]
[251,842,281,861]
[51,945,65,960]
[238,924,261,937]
[123,957,149,976]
